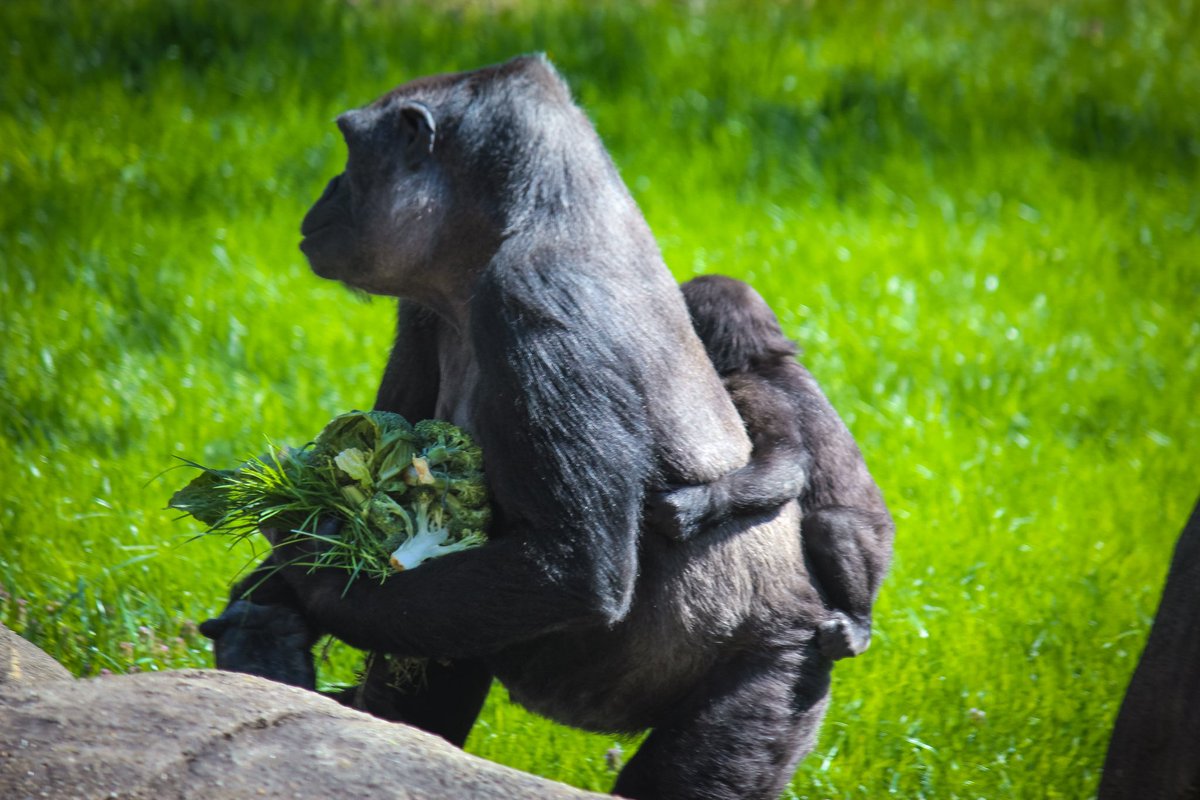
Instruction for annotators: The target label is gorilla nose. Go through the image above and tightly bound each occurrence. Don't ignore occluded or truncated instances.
[336,110,370,143]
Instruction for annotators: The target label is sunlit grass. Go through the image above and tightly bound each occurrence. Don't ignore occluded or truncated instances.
[2,1,1198,797]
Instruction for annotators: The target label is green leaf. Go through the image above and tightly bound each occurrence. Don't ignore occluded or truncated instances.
[168,467,236,527]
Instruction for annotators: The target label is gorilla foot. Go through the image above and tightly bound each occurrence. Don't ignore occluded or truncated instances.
[816,613,871,661]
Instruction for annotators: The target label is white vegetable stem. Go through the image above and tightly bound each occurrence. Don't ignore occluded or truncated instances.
[389,526,484,571]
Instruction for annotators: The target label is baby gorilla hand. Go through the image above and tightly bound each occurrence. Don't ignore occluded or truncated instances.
[199,600,318,689]
[816,611,872,661]
[646,484,713,542]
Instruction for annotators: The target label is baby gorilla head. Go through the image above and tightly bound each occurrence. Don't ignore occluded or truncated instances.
[680,274,797,375]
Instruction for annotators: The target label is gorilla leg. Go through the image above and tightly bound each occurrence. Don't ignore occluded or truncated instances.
[327,655,493,748]
[802,507,893,661]
[613,646,831,800]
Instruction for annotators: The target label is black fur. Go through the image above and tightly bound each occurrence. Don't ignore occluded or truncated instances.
[198,548,321,689]
[1099,495,1200,798]
[198,599,317,690]
[648,275,895,660]
[324,656,492,749]
[204,56,837,799]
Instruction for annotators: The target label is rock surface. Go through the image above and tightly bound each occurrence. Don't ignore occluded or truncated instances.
[0,625,608,799]
[0,622,73,687]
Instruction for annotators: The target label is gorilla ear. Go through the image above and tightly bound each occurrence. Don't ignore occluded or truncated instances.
[399,101,436,168]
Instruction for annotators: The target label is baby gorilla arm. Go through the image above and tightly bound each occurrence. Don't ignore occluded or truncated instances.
[803,507,894,660]
[646,333,893,661]
[647,375,809,541]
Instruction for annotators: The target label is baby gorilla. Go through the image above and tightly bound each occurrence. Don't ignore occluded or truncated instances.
[648,275,895,660]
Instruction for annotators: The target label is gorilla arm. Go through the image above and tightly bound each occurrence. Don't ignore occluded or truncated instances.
[374,299,442,417]
[201,300,444,667]
[268,285,650,660]
[217,299,442,609]
[268,530,634,659]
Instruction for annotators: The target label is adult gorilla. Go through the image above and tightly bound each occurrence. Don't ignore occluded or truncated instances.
[1100,495,1200,799]
[207,55,831,800]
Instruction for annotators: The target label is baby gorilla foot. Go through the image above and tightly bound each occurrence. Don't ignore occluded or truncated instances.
[816,612,871,661]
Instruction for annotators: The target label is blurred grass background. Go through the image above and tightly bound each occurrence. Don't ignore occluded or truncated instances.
[1,0,1198,796]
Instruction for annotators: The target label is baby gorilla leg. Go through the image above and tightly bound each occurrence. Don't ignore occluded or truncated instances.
[802,507,892,660]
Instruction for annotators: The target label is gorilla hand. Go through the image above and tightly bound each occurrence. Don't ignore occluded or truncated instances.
[815,610,872,661]
[646,485,713,542]
[199,599,318,689]
[259,516,343,552]
[198,519,341,689]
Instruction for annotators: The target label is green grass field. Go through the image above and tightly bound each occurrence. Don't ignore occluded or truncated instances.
[2,1,1198,796]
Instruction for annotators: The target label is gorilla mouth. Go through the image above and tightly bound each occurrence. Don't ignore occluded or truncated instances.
[298,226,341,268]
[300,174,345,238]
[299,220,354,257]
[300,218,338,239]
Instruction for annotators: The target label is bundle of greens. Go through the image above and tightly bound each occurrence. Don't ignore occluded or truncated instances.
[170,410,490,581]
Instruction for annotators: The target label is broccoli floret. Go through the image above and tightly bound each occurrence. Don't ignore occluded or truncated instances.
[441,492,491,537]
[446,478,488,508]
[368,493,414,539]
[413,419,484,474]
[388,491,488,571]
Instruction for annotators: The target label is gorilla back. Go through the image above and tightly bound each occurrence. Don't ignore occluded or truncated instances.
[259,55,831,800]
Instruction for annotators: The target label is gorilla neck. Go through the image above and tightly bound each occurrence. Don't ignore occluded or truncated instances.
[404,287,472,334]
[433,322,480,431]
[401,206,504,331]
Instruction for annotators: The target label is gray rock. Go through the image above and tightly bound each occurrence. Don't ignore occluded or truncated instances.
[0,622,73,687]
[0,666,609,799]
